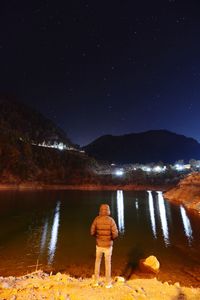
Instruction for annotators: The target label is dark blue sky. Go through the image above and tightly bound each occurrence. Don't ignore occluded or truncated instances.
[0,0,200,145]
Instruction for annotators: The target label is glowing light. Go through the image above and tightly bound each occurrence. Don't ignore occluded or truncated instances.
[147,191,157,239]
[143,166,152,172]
[180,205,193,245]
[153,166,162,172]
[157,191,170,246]
[146,167,152,172]
[48,201,61,264]
[115,169,124,176]
[117,190,125,233]
[58,143,64,150]
[135,199,139,210]
[175,164,184,171]
[40,218,48,253]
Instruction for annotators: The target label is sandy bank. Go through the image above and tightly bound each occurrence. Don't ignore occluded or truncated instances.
[0,271,199,300]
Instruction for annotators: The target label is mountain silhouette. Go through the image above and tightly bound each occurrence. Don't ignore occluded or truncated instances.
[83,130,200,164]
[0,96,72,146]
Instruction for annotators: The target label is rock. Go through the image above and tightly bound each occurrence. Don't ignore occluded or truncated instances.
[175,282,180,287]
[55,272,62,281]
[139,255,160,273]
[1,281,11,288]
[114,276,125,283]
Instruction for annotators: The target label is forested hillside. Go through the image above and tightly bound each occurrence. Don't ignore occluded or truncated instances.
[0,97,98,184]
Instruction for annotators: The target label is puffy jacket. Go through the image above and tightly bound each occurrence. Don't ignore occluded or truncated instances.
[90,204,118,247]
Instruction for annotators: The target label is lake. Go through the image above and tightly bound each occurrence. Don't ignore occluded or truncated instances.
[0,190,199,286]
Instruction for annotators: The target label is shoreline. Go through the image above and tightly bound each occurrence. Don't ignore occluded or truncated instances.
[164,173,200,215]
[0,182,171,191]
[0,270,199,299]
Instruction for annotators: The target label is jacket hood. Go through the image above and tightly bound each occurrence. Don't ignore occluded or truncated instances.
[99,204,110,216]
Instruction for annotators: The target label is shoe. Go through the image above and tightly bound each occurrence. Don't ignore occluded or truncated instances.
[105,283,113,288]
[92,281,99,287]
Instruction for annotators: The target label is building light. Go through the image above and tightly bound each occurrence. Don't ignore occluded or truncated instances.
[115,169,124,176]
[175,164,184,171]
[153,166,162,172]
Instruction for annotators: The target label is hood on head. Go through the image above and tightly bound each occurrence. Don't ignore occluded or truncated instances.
[99,204,110,216]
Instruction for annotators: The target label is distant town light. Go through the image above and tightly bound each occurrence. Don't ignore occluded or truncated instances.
[153,166,162,172]
[115,169,124,176]
[142,166,152,172]
[58,143,64,150]
[146,167,152,172]
[175,164,184,171]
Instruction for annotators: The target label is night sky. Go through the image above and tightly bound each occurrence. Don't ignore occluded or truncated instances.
[0,0,200,146]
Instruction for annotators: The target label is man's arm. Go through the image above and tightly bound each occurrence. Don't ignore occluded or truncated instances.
[111,219,118,240]
[90,217,97,236]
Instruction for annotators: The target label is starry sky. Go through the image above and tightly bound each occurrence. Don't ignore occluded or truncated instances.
[0,0,200,146]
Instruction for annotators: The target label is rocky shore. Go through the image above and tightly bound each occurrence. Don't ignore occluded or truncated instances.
[0,271,200,300]
[164,172,200,214]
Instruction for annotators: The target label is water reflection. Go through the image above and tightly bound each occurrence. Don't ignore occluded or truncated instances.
[117,190,125,234]
[180,205,193,245]
[157,191,170,246]
[135,198,139,210]
[48,201,61,264]
[40,218,49,254]
[147,191,157,239]
[1,190,200,281]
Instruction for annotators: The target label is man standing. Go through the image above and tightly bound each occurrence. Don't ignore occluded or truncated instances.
[90,204,118,288]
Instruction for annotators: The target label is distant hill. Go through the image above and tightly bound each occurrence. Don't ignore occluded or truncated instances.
[0,96,72,146]
[83,130,200,164]
[0,97,99,184]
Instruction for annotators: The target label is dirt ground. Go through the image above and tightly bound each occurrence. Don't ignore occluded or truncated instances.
[0,271,200,300]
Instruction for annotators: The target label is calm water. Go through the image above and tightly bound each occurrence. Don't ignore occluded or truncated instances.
[0,190,200,286]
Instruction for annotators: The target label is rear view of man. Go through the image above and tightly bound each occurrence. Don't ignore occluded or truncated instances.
[90,204,118,288]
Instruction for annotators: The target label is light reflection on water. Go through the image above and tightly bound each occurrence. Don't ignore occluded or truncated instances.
[116,190,125,234]
[39,201,61,265]
[157,191,170,247]
[40,218,48,254]
[37,191,195,265]
[180,205,193,245]
[147,191,157,239]
[47,201,61,264]
[135,198,139,210]
[0,189,199,283]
